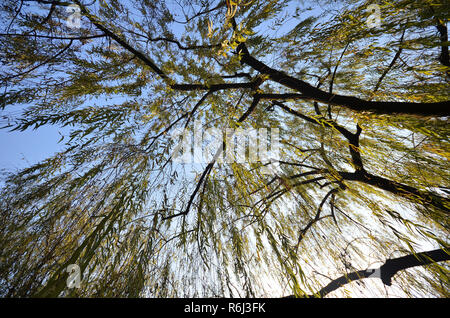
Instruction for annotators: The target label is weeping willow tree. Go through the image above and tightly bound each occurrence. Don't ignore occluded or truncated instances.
[0,0,449,298]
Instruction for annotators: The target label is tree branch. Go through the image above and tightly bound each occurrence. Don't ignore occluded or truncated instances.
[373,30,406,92]
[173,1,226,24]
[235,42,449,116]
[271,93,448,212]
[221,72,252,80]
[327,42,350,118]
[171,77,262,91]
[285,248,450,298]
[144,36,220,51]
[163,96,262,220]
[184,90,214,128]
[2,39,73,81]
[295,188,339,248]
[73,0,168,80]
[339,171,450,213]
[429,6,450,71]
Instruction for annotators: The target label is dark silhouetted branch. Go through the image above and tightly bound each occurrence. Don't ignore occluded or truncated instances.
[295,188,339,248]
[74,0,168,80]
[163,96,261,220]
[285,248,449,298]
[221,72,252,80]
[172,77,262,91]
[173,1,226,24]
[184,90,214,128]
[3,39,73,81]
[339,171,450,213]
[144,36,220,51]
[374,30,406,92]
[235,43,449,116]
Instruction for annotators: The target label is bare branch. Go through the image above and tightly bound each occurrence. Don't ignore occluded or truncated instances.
[285,248,450,298]
[235,42,449,116]
[295,188,339,248]
[373,30,406,92]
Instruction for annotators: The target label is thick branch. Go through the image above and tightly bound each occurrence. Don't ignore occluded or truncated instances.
[236,43,449,116]
[339,171,450,213]
[221,72,252,80]
[272,100,363,171]
[172,77,262,91]
[74,0,168,79]
[285,248,450,298]
[429,6,450,69]
[347,125,363,172]
[436,21,450,68]
[73,0,263,93]
[272,95,448,211]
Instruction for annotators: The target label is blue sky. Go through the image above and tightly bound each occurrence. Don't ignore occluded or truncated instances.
[0,124,68,172]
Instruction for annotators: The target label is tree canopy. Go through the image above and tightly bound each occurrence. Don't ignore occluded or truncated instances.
[0,0,449,298]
